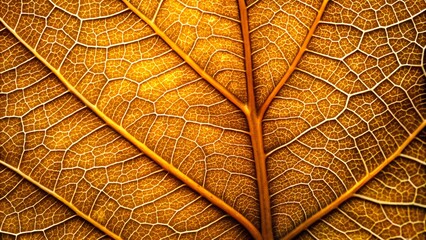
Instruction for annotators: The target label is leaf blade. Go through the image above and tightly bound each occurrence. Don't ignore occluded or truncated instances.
[0,20,252,239]
[264,0,426,237]
[122,0,248,113]
[0,17,261,240]
[1,0,425,239]
[282,121,426,240]
[302,127,426,239]
[0,161,120,239]
[259,0,329,118]
[0,165,109,240]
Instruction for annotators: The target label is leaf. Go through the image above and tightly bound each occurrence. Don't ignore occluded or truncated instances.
[299,130,426,239]
[0,0,424,239]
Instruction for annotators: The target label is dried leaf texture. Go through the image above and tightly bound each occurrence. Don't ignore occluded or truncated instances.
[0,22,249,239]
[0,166,109,240]
[300,129,426,240]
[0,0,260,231]
[0,0,425,240]
[249,0,324,107]
[263,0,426,238]
[129,0,248,101]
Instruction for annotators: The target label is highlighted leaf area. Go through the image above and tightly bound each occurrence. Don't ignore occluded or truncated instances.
[0,0,425,239]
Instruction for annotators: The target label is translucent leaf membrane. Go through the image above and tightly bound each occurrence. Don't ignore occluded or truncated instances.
[0,0,259,228]
[0,166,109,240]
[299,128,426,240]
[129,0,248,102]
[264,0,426,238]
[0,0,425,239]
[248,0,324,107]
[0,22,249,239]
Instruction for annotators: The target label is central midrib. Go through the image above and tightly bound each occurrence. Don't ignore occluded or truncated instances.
[240,1,331,239]
[237,0,273,239]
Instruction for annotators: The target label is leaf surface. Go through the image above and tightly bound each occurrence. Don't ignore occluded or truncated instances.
[0,0,425,239]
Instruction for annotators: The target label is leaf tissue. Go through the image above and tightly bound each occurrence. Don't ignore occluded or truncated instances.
[0,0,425,239]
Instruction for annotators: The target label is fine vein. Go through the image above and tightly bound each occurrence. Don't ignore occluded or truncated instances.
[283,121,426,240]
[0,19,261,240]
[259,0,329,118]
[0,161,123,240]
[121,0,249,115]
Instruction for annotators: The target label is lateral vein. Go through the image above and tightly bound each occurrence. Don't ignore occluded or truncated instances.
[282,121,426,240]
[0,18,260,240]
[121,0,248,115]
[0,161,123,240]
[258,0,329,118]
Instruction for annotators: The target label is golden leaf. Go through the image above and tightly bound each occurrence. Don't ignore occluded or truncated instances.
[0,0,425,239]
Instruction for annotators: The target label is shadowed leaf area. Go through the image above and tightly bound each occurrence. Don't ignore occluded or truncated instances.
[0,0,425,239]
